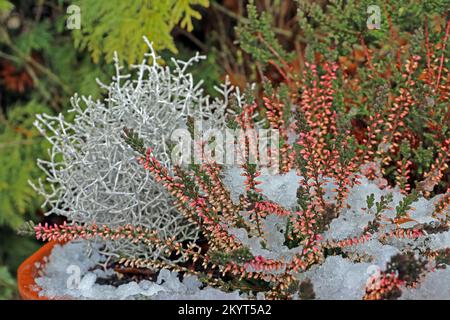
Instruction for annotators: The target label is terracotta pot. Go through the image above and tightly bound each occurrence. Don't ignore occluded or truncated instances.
[17,241,59,300]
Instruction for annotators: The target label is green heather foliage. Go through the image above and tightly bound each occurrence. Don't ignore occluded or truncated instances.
[237,1,291,69]
[238,0,449,193]
[239,1,449,64]
[296,0,450,59]
[72,0,210,64]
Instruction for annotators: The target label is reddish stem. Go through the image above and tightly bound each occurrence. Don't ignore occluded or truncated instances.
[436,18,450,91]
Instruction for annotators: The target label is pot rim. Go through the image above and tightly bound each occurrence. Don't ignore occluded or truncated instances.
[17,241,60,300]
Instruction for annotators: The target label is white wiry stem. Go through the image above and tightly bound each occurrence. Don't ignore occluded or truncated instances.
[30,37,236,260]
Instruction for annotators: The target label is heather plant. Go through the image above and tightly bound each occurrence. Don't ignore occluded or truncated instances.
[296,0,449,60]
[239,1,450,195]
[32,43,450,299]
[333,22,449,196]
[20,1,450,300]
[238,1,448,68]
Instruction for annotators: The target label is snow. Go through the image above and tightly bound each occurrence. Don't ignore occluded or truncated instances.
[228,215,303,267]
[298,256,372,300]
[222,166,245,203]
[258,169,299,209]
[426,231,450,251]
[35,165,450,300]
[400,268,450,300]
[223,167,299,208]
[221,167,450,299]
[35,241,242,300]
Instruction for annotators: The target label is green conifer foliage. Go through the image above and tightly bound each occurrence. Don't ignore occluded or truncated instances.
[0,101,51,229]
[72,0,210,64]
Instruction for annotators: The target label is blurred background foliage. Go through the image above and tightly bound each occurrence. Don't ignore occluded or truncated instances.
[72,0,210,64]
[0,0,448,299]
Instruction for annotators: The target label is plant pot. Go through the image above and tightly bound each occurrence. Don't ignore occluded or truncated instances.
[17,241,59,300]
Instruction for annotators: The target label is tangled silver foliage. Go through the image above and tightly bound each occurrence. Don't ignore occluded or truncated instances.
[30,38,237,260]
